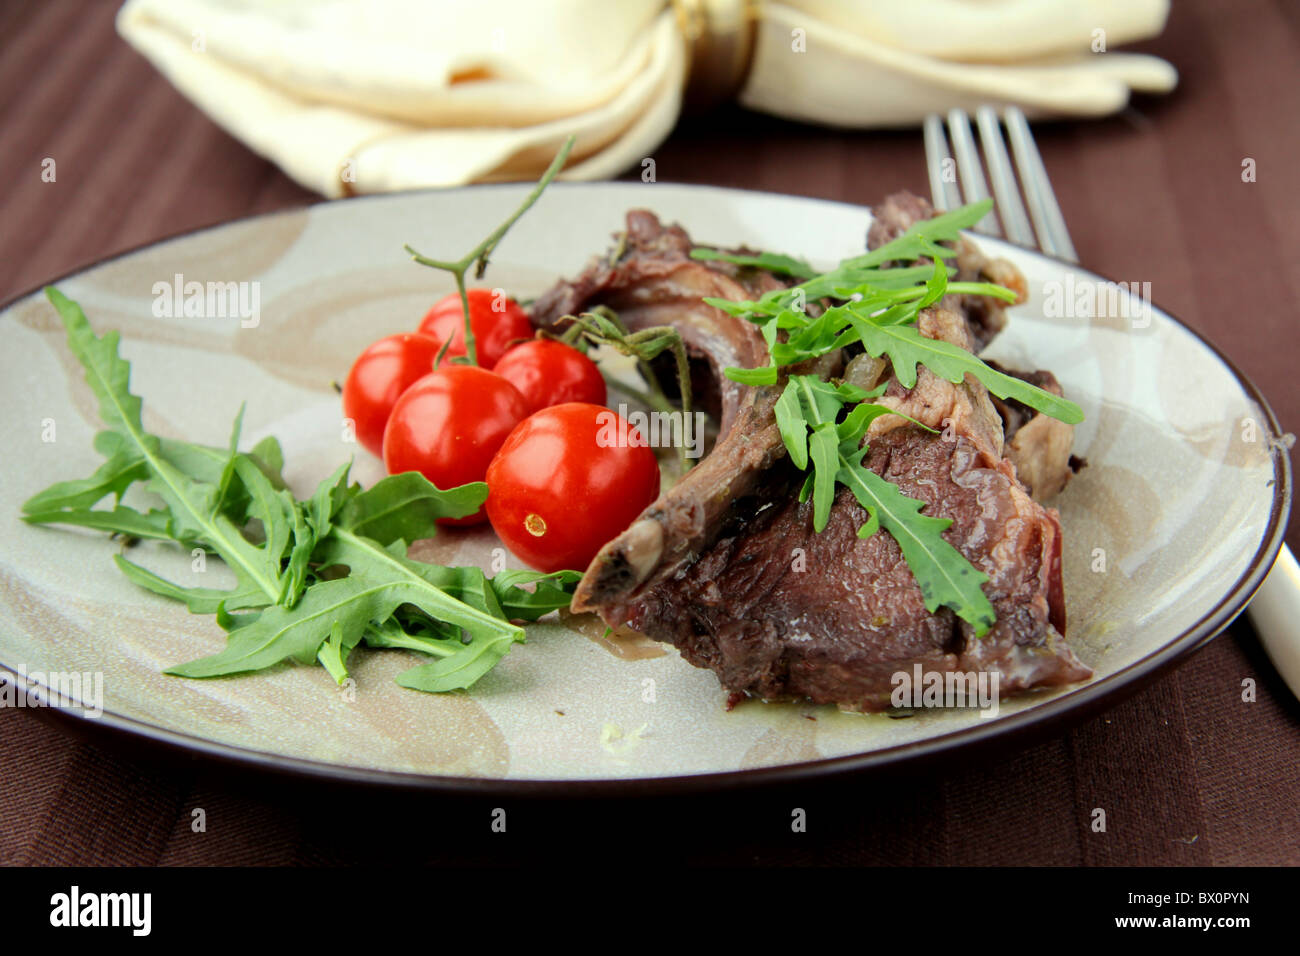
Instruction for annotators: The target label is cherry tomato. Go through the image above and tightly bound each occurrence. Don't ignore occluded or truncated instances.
[341,333,443,458]
[418,288,532,368]
[492,338,606,414]
[486,403,661,572]
[383,366,529,526]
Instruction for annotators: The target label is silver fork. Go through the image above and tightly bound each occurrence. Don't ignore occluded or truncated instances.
[924,106,1300,700]
[924,106,1077,261]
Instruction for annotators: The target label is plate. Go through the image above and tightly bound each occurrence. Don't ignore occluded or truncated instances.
[0,183,1290,792]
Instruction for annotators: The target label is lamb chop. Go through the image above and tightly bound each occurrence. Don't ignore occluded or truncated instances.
[531,195,1091,710]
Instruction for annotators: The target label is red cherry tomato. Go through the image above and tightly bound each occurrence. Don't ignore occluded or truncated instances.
[341,333,443,458]
[486,403,661,572]
[418,288,532,368]
[383,366,529,526]
[492,339,606,414]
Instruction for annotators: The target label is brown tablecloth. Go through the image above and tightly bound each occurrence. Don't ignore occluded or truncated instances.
[1,0,1296,866]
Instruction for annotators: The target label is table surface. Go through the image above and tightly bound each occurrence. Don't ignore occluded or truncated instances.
[1,0,1297,866]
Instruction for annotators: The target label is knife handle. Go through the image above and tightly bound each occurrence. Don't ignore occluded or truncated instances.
[1246,544,1300,699]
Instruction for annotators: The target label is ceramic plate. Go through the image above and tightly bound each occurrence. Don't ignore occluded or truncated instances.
[0,183,1290,792]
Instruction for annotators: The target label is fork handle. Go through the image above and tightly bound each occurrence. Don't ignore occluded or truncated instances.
[1246,544,1300,698]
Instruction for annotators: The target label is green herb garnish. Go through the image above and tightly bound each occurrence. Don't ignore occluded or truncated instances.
[689,248,818,279]
[24,288,577,693]
[693,200,1084,636]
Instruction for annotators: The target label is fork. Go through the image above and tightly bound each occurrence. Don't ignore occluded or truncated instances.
[924,106,1300,701]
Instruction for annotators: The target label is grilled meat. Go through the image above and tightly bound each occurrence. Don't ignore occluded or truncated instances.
[533,198,1091,709]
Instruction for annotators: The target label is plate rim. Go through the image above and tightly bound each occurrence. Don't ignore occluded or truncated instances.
[2,180,1292,794]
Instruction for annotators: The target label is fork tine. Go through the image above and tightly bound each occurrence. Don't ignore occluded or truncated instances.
[975,106,1036,248]
[923,114,963,212]
[946,109,1001,237]
[1004,106,1078,262]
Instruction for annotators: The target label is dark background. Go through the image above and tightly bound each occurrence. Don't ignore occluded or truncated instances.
[1,0,1296,865]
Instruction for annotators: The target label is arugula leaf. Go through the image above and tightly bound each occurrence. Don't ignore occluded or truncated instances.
[336,471,486,544]
[774,376,868,472]
[774,379,809,469]
[21,432,148,514]
[229,455,298,601]
[724,365,779,386]
[157,435,288,523]
[395,631,520,693]
[363,618,456,655]
[40,289,286,604]
[167,576,510,678]
[23,505,174,541]
[211,403,245,519]
[808,423,839,530]
[317,621,356,685]
[492,568,584,620]
[163,517,524,682]
[688,248,817,278]
[348,558,544,692]
[850,198,994,269]
[844,303,1084,424]
[774,374,995,635]
[48,288,147,436]
[112,554,269,614]
[248,436,286,483]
